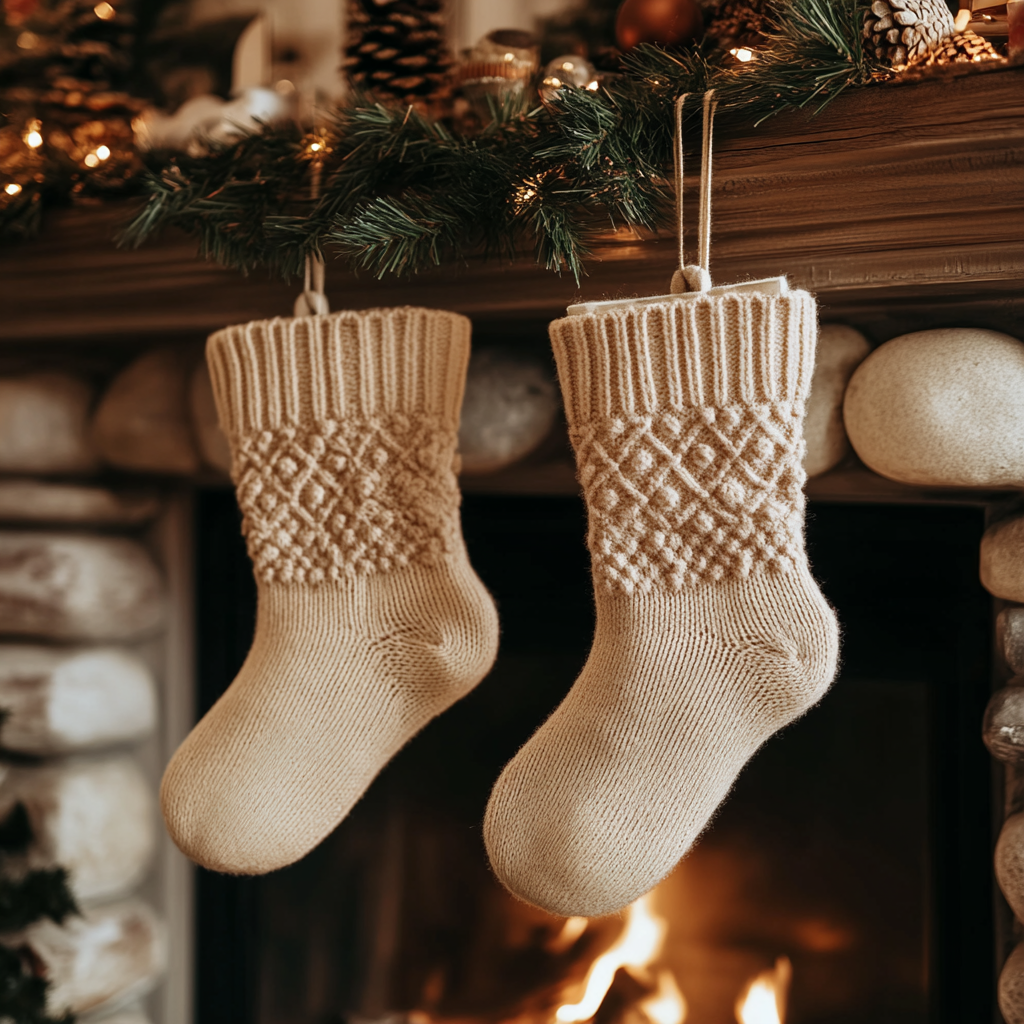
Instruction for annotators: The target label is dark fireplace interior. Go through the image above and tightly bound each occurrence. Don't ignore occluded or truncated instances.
[193,491,993,1024]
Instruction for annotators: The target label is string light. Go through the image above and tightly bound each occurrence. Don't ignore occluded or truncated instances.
[94,2,115,19]
[24,121,43,149]
[96,145,111,160]
[16,31,39,49]
[730,47,755,62]
[4,184,22,196]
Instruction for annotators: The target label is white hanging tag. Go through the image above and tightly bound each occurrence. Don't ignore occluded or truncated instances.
[567,276,789,317]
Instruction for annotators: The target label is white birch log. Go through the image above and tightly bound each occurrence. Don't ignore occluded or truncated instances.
[0,480,161,527]
[0,754,157,903]
[189,359,232,474]
[80,1009,153,1024]
[803,324,871,478]
[0,374,99,474]
[0,532,164,641]
[0,645,157,754]
[92,347,202,475]
[0,899,166,1016]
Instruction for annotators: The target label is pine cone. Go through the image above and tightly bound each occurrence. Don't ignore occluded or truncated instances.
[704,0,771,52]
[906,27,1003,65]
[344,0,453,106]
[862,0,955,67]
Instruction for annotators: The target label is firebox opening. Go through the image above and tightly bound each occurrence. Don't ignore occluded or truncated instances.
[194,493,992,1024]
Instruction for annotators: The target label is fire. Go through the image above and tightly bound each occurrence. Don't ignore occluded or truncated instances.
[735,957,792,1024]
[639,969,687,1024]
[555,895,686,1024]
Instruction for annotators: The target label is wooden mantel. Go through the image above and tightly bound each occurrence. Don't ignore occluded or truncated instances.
[0,64,1021,345]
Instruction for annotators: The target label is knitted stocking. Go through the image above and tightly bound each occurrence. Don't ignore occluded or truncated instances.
[484,290,839,917]
[162,307,499,874]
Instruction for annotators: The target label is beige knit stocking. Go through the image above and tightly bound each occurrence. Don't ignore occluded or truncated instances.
[484,290,839,917]
[161,307,499,874]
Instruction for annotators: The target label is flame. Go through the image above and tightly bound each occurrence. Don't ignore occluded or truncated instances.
[639,968,687,1024]
[555,895,672,1023]
[735,957,792,1024]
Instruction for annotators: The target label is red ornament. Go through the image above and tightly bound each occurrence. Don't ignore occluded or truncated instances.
[3,0,39,23]
[615,0,704,51]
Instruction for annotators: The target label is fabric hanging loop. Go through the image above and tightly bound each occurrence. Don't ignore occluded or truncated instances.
[671,89,717,296]
[294,133,331,317]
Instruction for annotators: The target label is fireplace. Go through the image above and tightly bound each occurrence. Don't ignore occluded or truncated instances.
[193,487,994,1024]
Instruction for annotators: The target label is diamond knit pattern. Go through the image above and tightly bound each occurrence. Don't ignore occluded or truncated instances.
[233,413,460,585]
[576,402,806,594]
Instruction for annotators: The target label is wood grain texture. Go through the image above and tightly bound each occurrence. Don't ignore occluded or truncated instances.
[0,65,1020,343]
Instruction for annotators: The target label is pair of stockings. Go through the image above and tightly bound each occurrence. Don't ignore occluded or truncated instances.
[161,295,839,918]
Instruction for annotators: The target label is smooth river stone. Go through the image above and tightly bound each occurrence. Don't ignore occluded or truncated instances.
[999,609,1024,674]
[0,645,157,754]
[981,515,1024,601]
[1002,942,1024,1024]
[843,328,1024,487]
[0,754,157,903]
[0,373,98,474]
[93,347,201,475]
[459,346,559,475]
[983,685,1024,763]
[0,479,161,527]
[0,532,164,641]
[996,812,1024,922]
[803,324,871,478]
[189,360,232,474]
[0,899,166,1016]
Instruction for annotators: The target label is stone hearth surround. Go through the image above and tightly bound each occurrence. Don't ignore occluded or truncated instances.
[1,320,1024,1021]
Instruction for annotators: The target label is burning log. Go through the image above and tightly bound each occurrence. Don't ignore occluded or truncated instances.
[0,532,164,641]
[0,645,157,755]
[0,754,157,903]
[0,898,166,1016]
[0,480,161,528]
[0,374,99,474]
[555,896,687,1024]
[735,957,791,1024]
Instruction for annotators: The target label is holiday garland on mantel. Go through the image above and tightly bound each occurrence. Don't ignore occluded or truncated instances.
[122,0,900,282]
[5,0,1006,280]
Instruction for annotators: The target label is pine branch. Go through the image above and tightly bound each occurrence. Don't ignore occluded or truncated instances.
[116,0,894,279]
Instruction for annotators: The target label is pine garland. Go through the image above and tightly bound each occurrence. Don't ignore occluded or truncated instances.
[0,793,79,1024]
[119,0,892,278]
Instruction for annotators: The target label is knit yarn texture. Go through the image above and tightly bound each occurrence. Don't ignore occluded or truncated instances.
[162,307,498,875]
[484,291,840,917]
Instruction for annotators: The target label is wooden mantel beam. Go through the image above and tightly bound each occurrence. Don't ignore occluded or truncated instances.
[0,65,1021,344]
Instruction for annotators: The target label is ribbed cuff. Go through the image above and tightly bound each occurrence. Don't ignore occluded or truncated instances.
[550,291,817,430]
[207,307,471,436]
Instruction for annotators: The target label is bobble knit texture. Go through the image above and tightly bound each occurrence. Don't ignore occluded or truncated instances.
[162,307,498,875]
[484,291,839,917]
